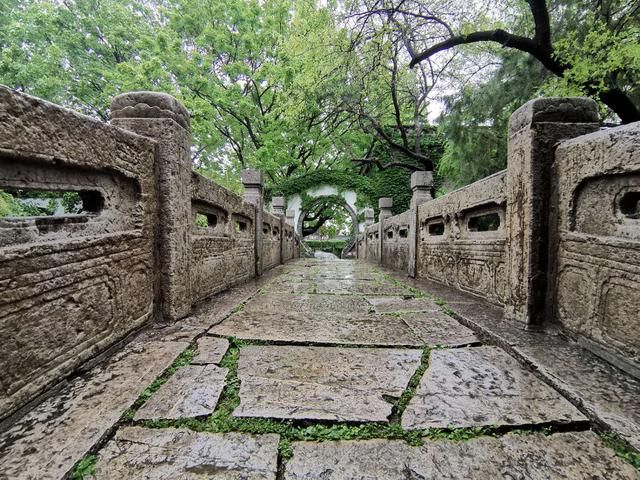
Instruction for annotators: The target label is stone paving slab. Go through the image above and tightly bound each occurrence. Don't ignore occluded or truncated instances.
[192,336,229,364]
[93,427,279,479]
[243,293,373,315]
[365,295,442,313]
[515,343,640,450]
[283,431,638,479]
[401,346,586,429]
[134,364,228,420]
[210,309,478,347]
[233,345,422,422]
[0,340,189,480]
[402,312,480,347]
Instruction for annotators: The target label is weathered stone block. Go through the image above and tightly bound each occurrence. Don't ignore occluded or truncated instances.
[233,345,421,422]
[94,427,279,479]
[401,346,585,429]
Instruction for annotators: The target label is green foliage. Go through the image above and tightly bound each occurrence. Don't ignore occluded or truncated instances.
[438,53,548,190]
[304,239,348,257]
[70,454,96,480]
[121,346,196,421]
[601,432,640,470]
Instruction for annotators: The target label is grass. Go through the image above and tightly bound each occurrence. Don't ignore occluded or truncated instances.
[81,281,640,474]
[601,432,640,470]
[120,346,196,422]
[70,454,96,479]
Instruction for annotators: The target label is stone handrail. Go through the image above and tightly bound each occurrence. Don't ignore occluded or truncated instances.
[0,87,300,420]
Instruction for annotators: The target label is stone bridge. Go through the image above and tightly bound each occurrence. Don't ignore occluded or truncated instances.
[0,88,639,478]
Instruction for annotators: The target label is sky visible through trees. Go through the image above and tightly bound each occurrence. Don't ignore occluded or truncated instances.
[1,0,638,203]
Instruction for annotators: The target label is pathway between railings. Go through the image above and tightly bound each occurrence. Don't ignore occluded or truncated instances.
[0,259,638,479]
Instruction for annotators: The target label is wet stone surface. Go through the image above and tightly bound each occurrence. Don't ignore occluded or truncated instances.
[401,346,586,429]
[0,340,189,480]
[233,345,422,422]
[134,364,228,420]
[283,431,638,479]
[93,427,279,479]
[192,336,229,365]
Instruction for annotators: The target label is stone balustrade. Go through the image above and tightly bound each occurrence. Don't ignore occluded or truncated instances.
[357,97,640,375]
[0,87,300,420]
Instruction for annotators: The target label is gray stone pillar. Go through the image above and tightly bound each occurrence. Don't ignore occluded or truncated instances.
[242,169,264,276]
[504,97,599,328]
[408,172,433,278]
[285,209,295,226]
[111,91,192,322]
[378,197,393,221]
[410,171,433,209]
[364,208,375,226]
[272,196,286,216]
[378,198,393,264]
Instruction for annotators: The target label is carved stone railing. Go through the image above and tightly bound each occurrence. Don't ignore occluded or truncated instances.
[0,87,300,420]
[358,97,640,375]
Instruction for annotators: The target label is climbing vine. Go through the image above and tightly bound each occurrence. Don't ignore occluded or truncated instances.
[267,168,416,215]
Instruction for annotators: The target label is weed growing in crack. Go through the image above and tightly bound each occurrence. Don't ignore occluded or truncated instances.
[601,432,640,470]
[70,454,96,479]
[393,348,430,420]
[120,346,196,421]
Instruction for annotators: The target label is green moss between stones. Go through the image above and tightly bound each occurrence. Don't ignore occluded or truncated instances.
[70,454,96,480]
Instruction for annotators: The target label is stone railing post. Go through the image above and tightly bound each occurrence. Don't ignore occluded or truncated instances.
[285,209,295,226]
[378,197,393,264]
[504,98,599,328]
[364,208,375,227]
[111,91,192,322]
[409,171,433,277]
[242,169,264,276]
[271,196,286,264]
[271,196,285,216]
[359,207,373,260]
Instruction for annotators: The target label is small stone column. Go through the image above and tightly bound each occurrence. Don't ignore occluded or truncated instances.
[410,171,433,209]
[242,169,264,277]
[111,91,191,321]
[364,208,375,226]
[272,196,286,216]
[408,171,433,277]
[285,209,295,226]
[504,97,599,328]
[378,197,393,221]
[378,198,393,264]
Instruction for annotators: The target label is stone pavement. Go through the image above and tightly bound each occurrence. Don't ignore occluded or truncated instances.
[1,259,638,479]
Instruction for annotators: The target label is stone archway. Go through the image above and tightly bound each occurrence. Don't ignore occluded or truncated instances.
[294,192,359,259]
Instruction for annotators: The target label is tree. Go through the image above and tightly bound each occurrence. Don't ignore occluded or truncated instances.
[353,0,640,123]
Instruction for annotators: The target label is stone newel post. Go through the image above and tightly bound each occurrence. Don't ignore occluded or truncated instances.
[378,197,393,221]
[242,169,264,276]
[111,91,192,321]
[285,209,295,226]
[378,197,393,264]
[408,171,433,277]
[504,98,599,328]
[410,171,433,209]
[271,196,286,216]
[363,208,375,227]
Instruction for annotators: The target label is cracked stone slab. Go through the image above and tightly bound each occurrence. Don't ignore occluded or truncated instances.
[365,296,442,313]
[243,293,373,315]
[211,308,478,347]
[515,343,640,450]
[402,312,480,347]
[93,427,279,479]
[401,346,586,429]
[283,431,638,479]
[0,340,189,480]
[234,345,422,422]
[134,364,228,420]
[192,336,229,364]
